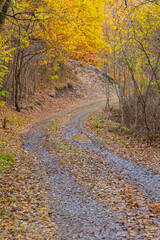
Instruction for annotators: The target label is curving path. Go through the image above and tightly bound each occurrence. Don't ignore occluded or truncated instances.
[24,100,160,239]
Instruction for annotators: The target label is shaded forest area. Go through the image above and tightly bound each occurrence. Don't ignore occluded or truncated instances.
[0,0,160,142]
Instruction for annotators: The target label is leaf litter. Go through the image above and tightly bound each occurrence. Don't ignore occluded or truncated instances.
[0,96,96,239]
[84,108,160,175]
[47,105,160,240]
[1,95,160,239]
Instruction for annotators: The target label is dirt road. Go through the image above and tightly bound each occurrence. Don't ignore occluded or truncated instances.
[24,100,160,239]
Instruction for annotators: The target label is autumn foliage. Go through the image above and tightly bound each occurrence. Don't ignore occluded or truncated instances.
[103,0,160,141]
[0,0,160,140]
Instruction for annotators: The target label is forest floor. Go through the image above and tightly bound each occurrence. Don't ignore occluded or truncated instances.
[0,62,160,239]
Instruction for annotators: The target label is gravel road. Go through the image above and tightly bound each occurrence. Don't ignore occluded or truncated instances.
[24,100,160,239]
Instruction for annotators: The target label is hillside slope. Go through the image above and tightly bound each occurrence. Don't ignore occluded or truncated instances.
[0,60,115,131]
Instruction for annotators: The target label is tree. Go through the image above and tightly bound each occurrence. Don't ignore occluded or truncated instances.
[0,0,106,111]
[102,0,160,140]
[0,0,13,28]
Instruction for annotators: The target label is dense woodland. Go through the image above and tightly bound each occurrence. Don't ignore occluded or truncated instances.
[0,0,160,141]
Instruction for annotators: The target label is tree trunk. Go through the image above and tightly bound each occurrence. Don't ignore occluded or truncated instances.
[0,0,13,29]
[15,56,21,112]
[105,77,110,110]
